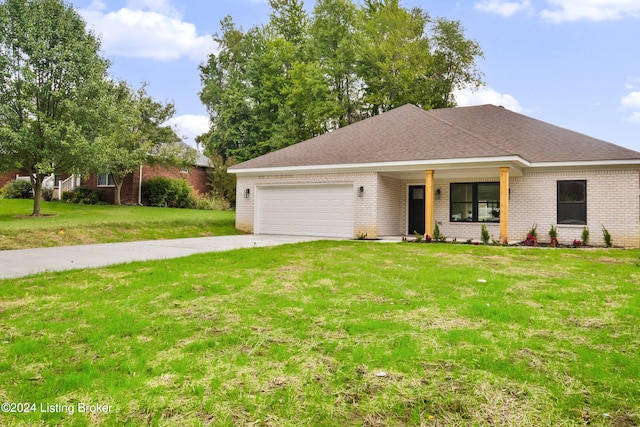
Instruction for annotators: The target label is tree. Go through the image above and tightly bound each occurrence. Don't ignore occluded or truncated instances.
[93,82,187,205]
[0,0,108,215]
[199,0,484,162]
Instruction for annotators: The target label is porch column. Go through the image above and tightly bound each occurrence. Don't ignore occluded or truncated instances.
[425,170,434,237]
[499,167,510,243]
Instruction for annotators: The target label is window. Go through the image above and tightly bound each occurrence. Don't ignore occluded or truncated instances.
[450,183,500,222]
[557,180,586,224]
[97,173,115,187]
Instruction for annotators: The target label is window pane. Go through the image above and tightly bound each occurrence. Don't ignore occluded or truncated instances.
[478,183,500,222]
[451,184,472,203]
[558,181,585,202]
[451,203,473,222]
[558,180,587,224]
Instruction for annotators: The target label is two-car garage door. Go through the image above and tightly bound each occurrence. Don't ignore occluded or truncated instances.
[256,184,354,238]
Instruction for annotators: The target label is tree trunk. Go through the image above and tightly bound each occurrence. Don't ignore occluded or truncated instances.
[31,173,44,216]
[113,176,124,205]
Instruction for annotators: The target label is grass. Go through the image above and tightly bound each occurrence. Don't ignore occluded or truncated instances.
[0,199,241,250]
[0,241,639,426]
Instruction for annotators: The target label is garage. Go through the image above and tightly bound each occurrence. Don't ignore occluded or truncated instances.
[255,184,355,237]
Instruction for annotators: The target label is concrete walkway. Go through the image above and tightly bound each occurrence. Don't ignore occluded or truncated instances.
[0,235,328,280]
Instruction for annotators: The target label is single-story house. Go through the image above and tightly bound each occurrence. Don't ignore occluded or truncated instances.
[229,104,640,247]
[1,146,211,205]
[82,149,212,205]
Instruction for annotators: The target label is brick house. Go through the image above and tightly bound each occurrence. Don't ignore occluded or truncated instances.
[230,104,640,247]
[2,148,212,205]
[83,150,212,205]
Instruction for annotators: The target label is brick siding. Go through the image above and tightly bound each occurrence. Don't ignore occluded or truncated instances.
[236,168,640,247]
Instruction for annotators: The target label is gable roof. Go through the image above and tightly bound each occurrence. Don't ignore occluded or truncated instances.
[230,104,640,172]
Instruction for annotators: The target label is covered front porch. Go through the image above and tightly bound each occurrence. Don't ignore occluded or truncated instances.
[374,162,524,244]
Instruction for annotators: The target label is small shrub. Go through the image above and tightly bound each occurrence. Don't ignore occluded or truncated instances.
[480,224,490,245]
[356,232,368,240]
[41,188,54,201]
[549,225,558,247]
[602,225,613,248]
[62,187,102,205]
[413,230,422,242]
[432,222,446,242]
[142,177,197,209]
[195,195,231,211]
[573,239,582,248]
[581,226,590,246]
[525,224,538,246]
[1,180,33,199]
[424,234,433,243]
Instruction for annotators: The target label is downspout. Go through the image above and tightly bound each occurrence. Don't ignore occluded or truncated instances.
[138,164,143,206]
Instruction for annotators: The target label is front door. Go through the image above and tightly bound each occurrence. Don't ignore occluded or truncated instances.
[408,185,425,235]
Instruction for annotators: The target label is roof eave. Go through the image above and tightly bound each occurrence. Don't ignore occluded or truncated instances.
[229,156,531,176]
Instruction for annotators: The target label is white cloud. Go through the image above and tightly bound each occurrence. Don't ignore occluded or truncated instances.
[620,91,640,123]
[454,87,524,113]
[168,114,210,147]
[474,0,532,17]
[79,0,215,62]
[541,0,640,23]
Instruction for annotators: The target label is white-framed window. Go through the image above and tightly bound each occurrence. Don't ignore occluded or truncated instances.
[97,173,115,187]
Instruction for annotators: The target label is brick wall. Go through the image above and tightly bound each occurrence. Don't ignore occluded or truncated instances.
[236,168,640,247]
[83,165,210,205]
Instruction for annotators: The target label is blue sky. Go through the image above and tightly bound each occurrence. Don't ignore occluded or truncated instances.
[67,0,640,153]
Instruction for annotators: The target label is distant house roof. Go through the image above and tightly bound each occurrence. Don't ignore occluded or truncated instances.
[230,104,640,172]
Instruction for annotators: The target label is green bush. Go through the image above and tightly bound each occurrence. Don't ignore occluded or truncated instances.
[61,187,102,205]
[142,177,197,209]
[0,180,33,199]
[195,195,231,211]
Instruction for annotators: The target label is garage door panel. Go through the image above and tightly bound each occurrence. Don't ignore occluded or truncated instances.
[256,184,354,237]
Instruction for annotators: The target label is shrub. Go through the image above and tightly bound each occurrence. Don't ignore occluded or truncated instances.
[581,226,590,246]
[432,222,446,242]
[549,225,558,247]
[602,225,613,248]
[195,195,231,211]
[62,187,102,205]
[525,224,538,246]
[142,177,197,209]
[41,188,54,201]
[480,224,490,245]
[1,180,33,199]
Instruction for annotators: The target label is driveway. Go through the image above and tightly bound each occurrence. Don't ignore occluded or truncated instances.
[0,235,327,280]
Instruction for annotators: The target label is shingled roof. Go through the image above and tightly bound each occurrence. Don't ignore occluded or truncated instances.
[230,104,640,171]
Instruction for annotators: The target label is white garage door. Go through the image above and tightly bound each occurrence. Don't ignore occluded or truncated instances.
[256,184,354,237]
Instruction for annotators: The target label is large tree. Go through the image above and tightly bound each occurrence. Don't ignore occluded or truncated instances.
[199,0,484,162]
[92,82,186,205]
[0,0,108,215]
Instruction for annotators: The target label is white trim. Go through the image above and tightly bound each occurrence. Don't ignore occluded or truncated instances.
[231,156,640,177]
[230,156,530,176]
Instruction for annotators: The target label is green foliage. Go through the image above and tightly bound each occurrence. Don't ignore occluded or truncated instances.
[199,0,484,162]
[433,221,446,242]
[61,187,103,205]
[602,225,613,248]
[194,195,232,211]
[0,0,109,215]
[549,224,558,247]
[480,224,490,245]
[0,180,33,199]
[142,177,197,209]
[206,154,237,206]
[581,226,590,245]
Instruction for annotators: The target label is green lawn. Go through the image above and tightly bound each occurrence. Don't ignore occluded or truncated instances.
[1,242,638,426]
[0,199,240,250]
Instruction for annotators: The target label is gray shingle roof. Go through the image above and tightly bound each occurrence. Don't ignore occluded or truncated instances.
[230,104,640,171]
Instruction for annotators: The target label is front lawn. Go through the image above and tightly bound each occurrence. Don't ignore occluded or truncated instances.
[0,199,240,250]
[0,242,638,426]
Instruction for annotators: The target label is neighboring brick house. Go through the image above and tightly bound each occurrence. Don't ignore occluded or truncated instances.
[1,147,212,205]
[230,104,640,247]
[83,150,212,205]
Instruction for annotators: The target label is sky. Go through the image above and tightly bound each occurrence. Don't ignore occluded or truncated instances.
[67,0,640,153]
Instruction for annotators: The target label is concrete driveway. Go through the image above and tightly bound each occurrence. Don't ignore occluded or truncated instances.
[0,235,327,280]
